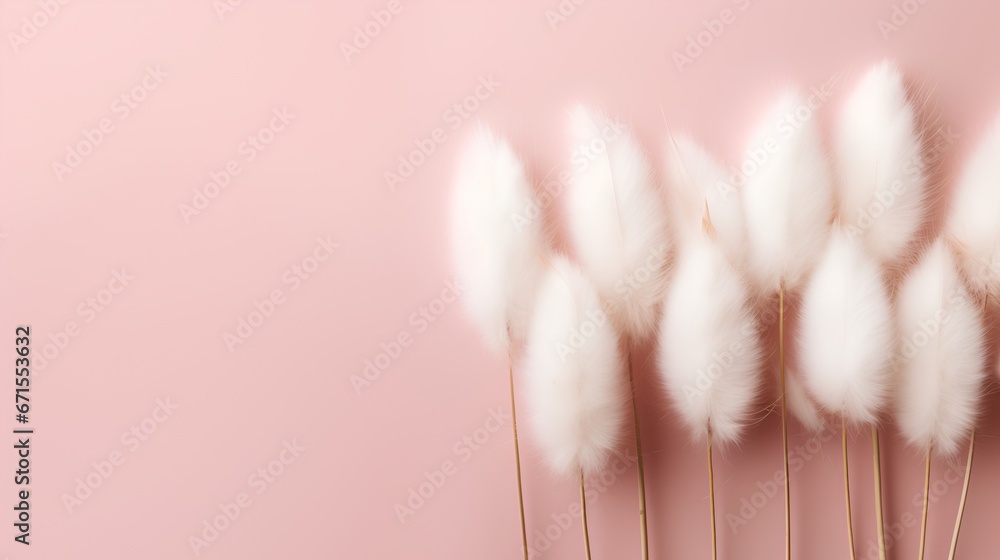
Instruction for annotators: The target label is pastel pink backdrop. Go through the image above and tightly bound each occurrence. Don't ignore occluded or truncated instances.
[2,1,1000,559]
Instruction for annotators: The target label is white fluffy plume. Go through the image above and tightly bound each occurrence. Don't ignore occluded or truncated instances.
[451,126,546,354]
[785,368,826,432]
[741,91,835,292]
[565,106,670,340]
[946,113,1000,300]
[798,231,894,424]
[664,133,746,263]
[658,236,763,444]
[834,60,928,265]
[523,256,628,476]
[896,239,987,456]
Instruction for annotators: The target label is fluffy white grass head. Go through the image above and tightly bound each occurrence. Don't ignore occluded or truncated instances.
[798,230,894,424]
[742,90,835,292]
[664,133,745,264]
[896,239,987,456]
[566,105,670,340]
[946,113,1000,300]
[835,60,927,265]
[451,126,546,355]
[658,238,763,445]
[523,256,628,476]
[785,368,826,432]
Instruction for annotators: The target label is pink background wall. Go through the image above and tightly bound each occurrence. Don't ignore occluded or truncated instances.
[2,1,1000,558]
